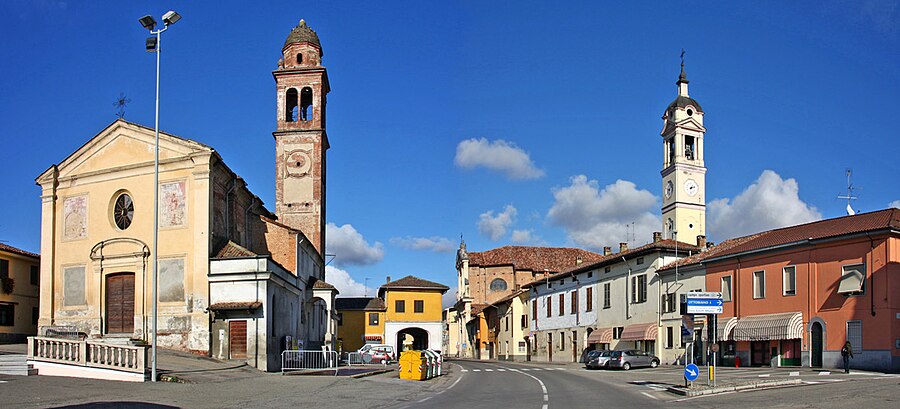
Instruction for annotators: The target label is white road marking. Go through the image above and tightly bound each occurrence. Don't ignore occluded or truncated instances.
[506,367,550,408]
[484,369,493,372]
[472,369,481,372]
[818,371,831,376]
[758,374,770,377]
[460,369,469,372]
[641,392,659,400]
[804,380,821,384]
[789,371,800,376]
[496,368,506,372]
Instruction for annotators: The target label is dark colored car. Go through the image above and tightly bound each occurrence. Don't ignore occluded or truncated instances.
[585,350,613,369]
[607,350,660,370]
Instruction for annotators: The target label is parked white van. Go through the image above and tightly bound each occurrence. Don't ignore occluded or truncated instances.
[357,344,395,364]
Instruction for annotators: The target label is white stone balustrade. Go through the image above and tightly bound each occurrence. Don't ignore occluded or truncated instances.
[27,336,148,374]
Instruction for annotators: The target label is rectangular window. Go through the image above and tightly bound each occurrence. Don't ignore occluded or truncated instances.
[753,270,766,299]
[661,293,676,313]
[559,294,565,316]
[31,265,39,286]
[0,260,8,282]
[783,266,796,296]
[505,316,509,332]
[518,341,526,353]
[721,276,733,302]
[666,326,674,349]
[560,332,565,350]
[546,297,552,318]
[368,312,379,326]
[414,300,424,313]
[636,257,644,265]
[605,266,611,273]
[586,287,593,312]
[32,306,39,326]
[839,264,866,295]
[613,326,624,340]
[603,283,611,309]
[570,291,577,315]
[632,274,647,303]
[846,321,862,354]
[532,299,538,320]
[521,314,527,328]
[587,271,593,278]
[337,313,343,326]
[395,300,405,313]
[0,304,13,326]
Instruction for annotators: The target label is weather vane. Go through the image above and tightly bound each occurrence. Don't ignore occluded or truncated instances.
[680,48,685,67]
[113,92,131,119]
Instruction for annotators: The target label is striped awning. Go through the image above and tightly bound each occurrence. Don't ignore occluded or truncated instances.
[717,317,737,341]
[587,328,613,345]
[620,322,658,341]
[733,312,803,341]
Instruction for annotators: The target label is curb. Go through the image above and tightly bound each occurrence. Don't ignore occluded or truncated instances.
[667,378,802,396]
[350,369,394,379]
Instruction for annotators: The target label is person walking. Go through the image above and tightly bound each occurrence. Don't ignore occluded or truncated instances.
[841,341,853,373]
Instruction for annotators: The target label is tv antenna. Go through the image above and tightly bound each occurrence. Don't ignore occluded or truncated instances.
[113,92,131,119]
[837,168,860,215]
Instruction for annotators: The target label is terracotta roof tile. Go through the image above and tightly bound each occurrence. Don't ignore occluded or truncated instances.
[380,275,449,291]
[657,234,762,272]
[334,297,386,311]
[489,290,525,307]
[213,240,257,259]
[0,243,39,259]
[467,246,603,273]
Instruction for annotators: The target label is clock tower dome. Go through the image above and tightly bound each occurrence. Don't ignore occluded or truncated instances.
[661,59,706,243]
[273,19,330,255]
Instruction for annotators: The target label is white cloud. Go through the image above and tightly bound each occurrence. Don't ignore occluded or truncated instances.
[707,170,822,240]
[478,205,517,241]
[325,223,384,267]
[889,200,900,209]
[510,229,546,245]
[325,265,375,297]
[442,286,458,309]
[547,176,660,250]
[455,138,544,180]
[389,236,455,253]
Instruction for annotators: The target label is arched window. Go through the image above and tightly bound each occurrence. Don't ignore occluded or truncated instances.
[296,53,303,65]
[490,278,507,292]
[300,87,313,121]
[285,88,299,122]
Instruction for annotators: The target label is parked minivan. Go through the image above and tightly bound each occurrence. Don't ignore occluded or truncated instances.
[607,350,660,370]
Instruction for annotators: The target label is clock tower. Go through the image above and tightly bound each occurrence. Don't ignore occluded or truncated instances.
[274,19,330,255]
[661,60,706,242]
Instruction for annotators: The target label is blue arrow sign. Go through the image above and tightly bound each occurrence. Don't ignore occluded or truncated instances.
[686,299,724,307]
[684,363,700,381]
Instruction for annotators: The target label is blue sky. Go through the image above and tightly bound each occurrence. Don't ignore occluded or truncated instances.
[1,1,898,300]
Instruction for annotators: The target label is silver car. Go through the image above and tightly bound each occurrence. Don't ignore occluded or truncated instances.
[585,350,613,369]
[607,350,660,370]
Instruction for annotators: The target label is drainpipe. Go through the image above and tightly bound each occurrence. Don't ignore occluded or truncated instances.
[865,233,875,317]
[622,256,631,320]
[224,178,237,239]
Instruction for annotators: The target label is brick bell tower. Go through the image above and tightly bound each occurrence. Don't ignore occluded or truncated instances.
[274,19,330,256]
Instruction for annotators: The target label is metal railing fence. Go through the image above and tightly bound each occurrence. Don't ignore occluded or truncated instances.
[282,350,338,374]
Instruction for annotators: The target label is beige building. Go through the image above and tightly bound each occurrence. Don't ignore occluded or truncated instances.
[33,19,337,371]
[0,243,41,343]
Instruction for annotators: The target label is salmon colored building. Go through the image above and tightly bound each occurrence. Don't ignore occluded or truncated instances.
[697,209,900,372]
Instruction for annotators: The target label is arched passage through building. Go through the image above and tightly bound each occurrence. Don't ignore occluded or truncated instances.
[396,327,429,351]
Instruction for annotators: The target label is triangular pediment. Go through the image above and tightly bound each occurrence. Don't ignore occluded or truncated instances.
[659,117,706,136]
[38,120,212,183]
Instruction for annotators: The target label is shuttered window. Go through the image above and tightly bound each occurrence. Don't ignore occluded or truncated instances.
[585,287,593,312]
[753,271,766,299]
[846,321,862,354]
[783,266,796,296]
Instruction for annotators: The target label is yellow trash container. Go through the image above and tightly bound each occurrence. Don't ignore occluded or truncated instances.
[399,350,427,381]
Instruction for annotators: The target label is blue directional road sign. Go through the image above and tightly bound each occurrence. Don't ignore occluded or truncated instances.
[686,298,724,314]
[684,363,700,381]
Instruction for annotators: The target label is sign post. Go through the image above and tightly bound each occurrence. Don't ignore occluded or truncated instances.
[684,292,723,389]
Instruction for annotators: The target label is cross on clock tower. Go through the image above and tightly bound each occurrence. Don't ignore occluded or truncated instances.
[660,59,706,243]
[274,19,330,255]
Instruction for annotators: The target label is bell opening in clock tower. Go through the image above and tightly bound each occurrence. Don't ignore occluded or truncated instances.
[660,58,707,244]
[273,19,331,255]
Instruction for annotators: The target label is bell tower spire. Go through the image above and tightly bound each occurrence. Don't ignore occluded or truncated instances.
[661,52,707,243]
[273,19,330,256]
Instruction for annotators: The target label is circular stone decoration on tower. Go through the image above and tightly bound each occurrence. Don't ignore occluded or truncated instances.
[113,193,134,230]
[490,278,508,292]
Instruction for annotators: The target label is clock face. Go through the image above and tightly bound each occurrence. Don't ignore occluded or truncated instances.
[684,179,699,197]
[664,181,674,199]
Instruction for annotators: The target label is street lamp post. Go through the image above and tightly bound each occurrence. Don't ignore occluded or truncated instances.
[139,10,181,382]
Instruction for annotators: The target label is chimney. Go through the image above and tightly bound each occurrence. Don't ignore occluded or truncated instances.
[386,276,391,284]
[696,235,706,248]
[653,232,662,242]
[603,246,612,256]
[576,256,583,265]
[619,242,628,253]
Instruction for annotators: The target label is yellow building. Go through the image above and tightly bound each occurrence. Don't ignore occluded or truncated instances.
[0,243,40,343]
[380,276,448,351]
[334,297,385,352]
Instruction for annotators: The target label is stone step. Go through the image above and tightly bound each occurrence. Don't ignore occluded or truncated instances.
[0,367,38,376]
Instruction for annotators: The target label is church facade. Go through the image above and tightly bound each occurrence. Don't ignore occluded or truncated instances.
[34,20,336,371]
